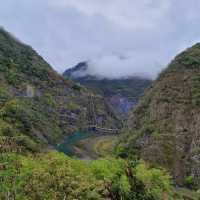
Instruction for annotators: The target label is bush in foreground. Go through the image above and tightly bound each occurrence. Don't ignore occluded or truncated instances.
[0,151,175,200]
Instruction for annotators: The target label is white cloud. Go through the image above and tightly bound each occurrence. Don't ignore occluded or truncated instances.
[87,53,162,79]
[0,0,200,79]
[53,0,171,30]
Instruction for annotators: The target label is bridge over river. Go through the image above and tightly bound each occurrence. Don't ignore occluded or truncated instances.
[88,125,119,134]
[87,94,120,134]
[57,94,120,158]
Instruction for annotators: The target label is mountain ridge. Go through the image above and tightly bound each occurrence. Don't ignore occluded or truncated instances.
[121,43,200,186]
[0,28,120,152]
[63,61,152,117]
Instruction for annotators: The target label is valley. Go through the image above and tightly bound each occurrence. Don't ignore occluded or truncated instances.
[0,28,200,200]
[57,131,118,160]
[63,61,152,118]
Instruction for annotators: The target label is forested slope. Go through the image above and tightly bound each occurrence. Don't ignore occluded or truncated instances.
[122,43,200,187]
[0,28,120,152]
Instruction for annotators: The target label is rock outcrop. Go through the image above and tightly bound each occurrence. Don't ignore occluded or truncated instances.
[63,62,151,118]
[0,28,120,152]
[125,43,200,185]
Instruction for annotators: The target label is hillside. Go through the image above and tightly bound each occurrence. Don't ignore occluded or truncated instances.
[63,62,152,117]
[0,28,199,200]
[0,28,120,152]
[0,28,181,200]
[121,43,200,186]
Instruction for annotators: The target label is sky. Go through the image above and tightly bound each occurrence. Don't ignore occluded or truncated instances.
[0,0,200,79]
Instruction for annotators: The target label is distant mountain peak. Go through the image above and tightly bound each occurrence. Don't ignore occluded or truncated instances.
[64,61,91,79]
[63,61,152,117]
[72,61,88,72]
[64,61,153,81]
[0,29,120,152]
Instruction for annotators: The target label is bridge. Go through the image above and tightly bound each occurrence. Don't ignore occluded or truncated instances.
[88,125,119,134]
[87,94,120,135]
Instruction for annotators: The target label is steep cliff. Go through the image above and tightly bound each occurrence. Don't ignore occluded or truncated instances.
[0,28,120,152]
[64,62,151,117]
[124,43,200,186]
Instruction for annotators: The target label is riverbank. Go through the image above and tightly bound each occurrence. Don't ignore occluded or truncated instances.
[72,134,118,159]
[57,131,119,160]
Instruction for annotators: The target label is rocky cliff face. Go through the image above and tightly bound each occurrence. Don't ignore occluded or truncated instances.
[125,43,200,185]
[63,62,151,118]
[0,29,120,152]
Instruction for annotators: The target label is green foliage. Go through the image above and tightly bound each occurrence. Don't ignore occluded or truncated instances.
[0,29,52,85]
[184,175,195,189]
[117,125,158,159]
[135,161,172,199]
[0,154,24,200]
[0,119,14,136]
[0,27,192,200]
[66,102,81,111]
[72,83,83,91]
[91,157,173,200]
[0,86,11,104]
[0,152,103,200]
[0,28,121,154]
[192,74,200,106]
[173,43,200,69]
[68,76,151,98]
[180,55,200,67]
[174,188,200,200]
[0,152,174,200]
[115,144,129,158]
[16,135,40,152]
[41,93,56,107]
[0,99,35,132]
[0,98,62,150]
[91,157,125,181]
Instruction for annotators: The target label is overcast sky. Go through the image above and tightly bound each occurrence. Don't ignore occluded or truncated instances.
[0,0,200,79]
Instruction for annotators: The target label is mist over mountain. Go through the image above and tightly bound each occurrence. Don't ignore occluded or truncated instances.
[0,28,120,151]
[66,57,161,80]
[123,43,200,186]
[64,62,152,117]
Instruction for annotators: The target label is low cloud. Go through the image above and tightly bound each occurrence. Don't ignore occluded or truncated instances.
[86,54,162,79]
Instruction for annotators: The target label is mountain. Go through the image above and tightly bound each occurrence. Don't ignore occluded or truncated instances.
[0,28,120,152]
[121,43,200,186]
[0,29,197,200]
[63,62,152,117]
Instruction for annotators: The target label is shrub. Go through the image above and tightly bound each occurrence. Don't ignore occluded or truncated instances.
[135,161,172,200]
[72,84,82,91]
[184,175,195,189]
[0,86,10,104]
[42,93,56,107]
[66,102,80,111]
[0,152,103,200]
[0,153,174,200]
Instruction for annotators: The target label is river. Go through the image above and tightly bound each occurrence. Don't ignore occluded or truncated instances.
[56,131,93,156]
[56,131,118,159]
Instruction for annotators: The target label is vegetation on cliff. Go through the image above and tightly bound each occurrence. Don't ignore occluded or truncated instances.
[63,62,152,117]
[0,28,199,199]
[121,43,200,188]
[0,28,120,152]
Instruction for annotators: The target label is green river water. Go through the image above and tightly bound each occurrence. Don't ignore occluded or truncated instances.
[56,131,93,156]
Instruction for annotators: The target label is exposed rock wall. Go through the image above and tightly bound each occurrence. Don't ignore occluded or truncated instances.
[126,44,200,185]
